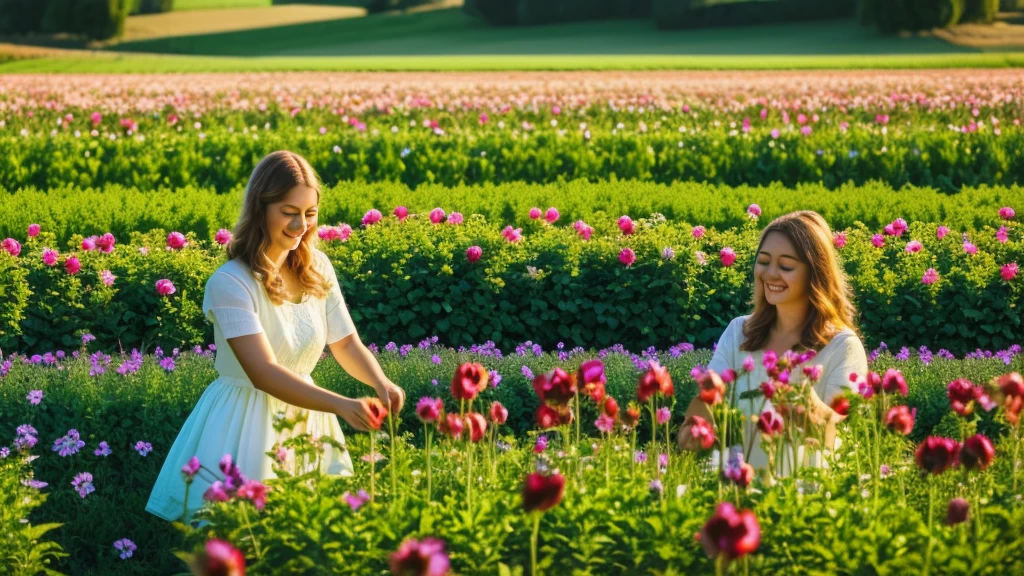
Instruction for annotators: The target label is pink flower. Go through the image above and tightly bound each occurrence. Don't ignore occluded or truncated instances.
[871,234,885,248]
[214,229,232,245]
[692,225,706,239]
[479,113,489,124]
[689,415,716,449]
[82,236,97,251]
[95,233,115,253]
[770,128,780,139]
[619,248,636,267]
[891,218,908,236]
[181,456,200,481]
[447,212,463,225]
[884,406,915,435]
[695,251,707,265]
[999,206,1015,220]
[742,355,755,373]
[236,479,269,510]
[963,240,978,255]
[529,207,542,220]
[746,204,761,218]
[1002,262,1019,281]
[344,489,370,511]
[42,248,58,266]
[595,413,615,433]
[489,401,508,425]
[757,410,784,436]
[922,268,939,284]
[719,247,736,267]
[394,206,409,221]
[100,270,116,287]
[1,238,20,257]
[656,407,671,425]
[800,125,812,136]
[415,397,443,423]
[833,232,847,248]
[166,232,187,250]
[905,240,922,253]
[155,279,176,296]
[937,226,950,239]
[90,112,102,126]
[618,215,635,235]
[27,224,40,237]
[700,503,761,561]
[501,226,523,243]
[574,220,593,240]
[362,209,383,227]
[389,537,450,576]
[466,246,482,263]
[545,207,559,224]
[959,434,995,471]
[997,226,1009,243]
[64,256,81,275]
[429,208,446,224]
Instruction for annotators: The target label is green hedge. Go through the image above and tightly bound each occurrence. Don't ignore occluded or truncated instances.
[0,346,1020,575]
[467,0,651,26]
[654,0,856,30]
[0,0,130,39]
[1,214,1021,356]
[2,181,1020,248]
[859,0,996,33]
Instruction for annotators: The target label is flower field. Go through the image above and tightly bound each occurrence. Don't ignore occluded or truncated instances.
[1,69,1024,576]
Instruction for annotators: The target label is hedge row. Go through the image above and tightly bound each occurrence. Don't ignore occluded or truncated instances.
[0,343,1020,575]
[859,0,999,33]
[2,181,1020,247]
[653,0,855,30]
[0,0,137,40]
[1,116,1021,191]
[1,215,1020,356]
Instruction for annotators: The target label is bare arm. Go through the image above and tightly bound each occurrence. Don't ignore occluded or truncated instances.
[328,332,406,413]
[226,332,372,430]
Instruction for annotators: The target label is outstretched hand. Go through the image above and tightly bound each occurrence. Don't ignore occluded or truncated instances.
[375,380,406,415]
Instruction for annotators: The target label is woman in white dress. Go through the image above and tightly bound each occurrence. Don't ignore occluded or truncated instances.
[146,150,405,522]
[677,210,868,471]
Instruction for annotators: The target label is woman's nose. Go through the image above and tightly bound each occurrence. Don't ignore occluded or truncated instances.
[287,217,305,234]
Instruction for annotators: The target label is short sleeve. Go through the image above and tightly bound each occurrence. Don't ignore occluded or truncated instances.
[202,271,264,339]
[818,332,868,403]
[318,251,356,344]
[707,316,744,374]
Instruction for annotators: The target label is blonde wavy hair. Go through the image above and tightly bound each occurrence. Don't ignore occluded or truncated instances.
[226,150,331,306]
[740,210,859,352]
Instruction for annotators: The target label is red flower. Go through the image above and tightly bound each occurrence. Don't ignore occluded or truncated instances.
[602,396,619,419]
[416,397,443,423]
[997,372,1024,398]
[488,401,508,425]
[699,502,761,560]
[725,461,755,489]
[465,412,487,443]
[521,472,565,513]
[364,398,388,431]
[947,378,977,416]
[689,415,716,449]
[533,368,576,404]
[945,498,970,526]
[884,405,915,436]
[830,395,850,416]
[959,434,995,471]
[696,369,726,405]
[536,404,572,429]
[236,479,269,511]
[438,413,464,439]
[451,363,489,401]
[194,539,246,576]
[637,361,673,403]
[756,410,784,437]
[622,403,641,428]
[388,537,451,576]
[915,436,960,475]
[882,369,908,396]
[577,359,607,403]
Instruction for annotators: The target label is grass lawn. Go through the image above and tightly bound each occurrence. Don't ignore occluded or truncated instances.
[118,5,365,42]
[172,0,273,9]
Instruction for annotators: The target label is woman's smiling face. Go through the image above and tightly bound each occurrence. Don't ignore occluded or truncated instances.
[266,185,318,254]
[754,231,809,308]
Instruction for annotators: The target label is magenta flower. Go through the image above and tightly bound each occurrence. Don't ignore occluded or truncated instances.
[833,232,847,248]
[415,397,443,423]
[134,441,153,457]
[619,247,636,267]
[166,231,187,250]
[156,279,176,296]
[27,223,40,237]
[64,255,81,275]
[770,128,780,139]
[72,472,95,498]
[997,226,1009,244]
[545,207,559,223]
[905,240,922,253]
[466,246,482,263]
[182,456,201,482]
[27,389,42,405]
[389,537,451,576]
[362,209,383,227]
[746,204,761,218]
[479,113,489,124]
[501,226,523,243]
[999,206,1015,220]
[429,208,446,224]
[595,413,615,433]
[214,229,232,245]
[82,236,97,251]
[344,489,370,511]
[720,247,736,267]
[963,240,978,255]
[447,212,463,225]
[2,238,21,257]
[96,233,115,253]
[656,407,671,425]
[871,234,884,248]
[915,436,960,475]
[574,220,593,240]
[692,225,706,239]
[891,218,908,236]
[236,479,269,510]
[922,268,939,285]
[90,112,101,126]
[618,215,635,235]
[700,502,761,561]
[394,206,409,221]
[1002,262,1019,281]
[529,207,542,220]
[937,226,950,239]
[203,481,231,503]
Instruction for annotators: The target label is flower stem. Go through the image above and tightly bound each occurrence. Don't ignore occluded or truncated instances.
[531,512,542,576]
[240,502,263,561]
[922,479,935,576]
[388,412,398,503]
[425,424,432,503]
[370,431,376,503]
[182,482,191,524]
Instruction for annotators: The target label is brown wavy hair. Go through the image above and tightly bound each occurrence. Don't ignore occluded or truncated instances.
[740,211,858,352]
[225,150,331,306]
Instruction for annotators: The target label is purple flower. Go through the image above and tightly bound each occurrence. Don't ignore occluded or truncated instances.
[522,365,534,380]
[635,451,648,464]
[72,472,95,498]
[0,447,9,458]
[134,441,153,457]
[431,354,442,365]
[344,489,370,511]
[159,357,175,372]
[26,390,42,405]
[52,429,85,457]
[662,246,675,260]
[94,441,111,457]
[22,478,48,489]
[489,370,502,387]
[113,538,137,560]
[81,333,96,345]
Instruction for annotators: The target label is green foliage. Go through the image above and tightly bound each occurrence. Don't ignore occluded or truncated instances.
[865,0,967,33]
[0,455,68,576]
[655,0,856,30]
[962,0,999,22]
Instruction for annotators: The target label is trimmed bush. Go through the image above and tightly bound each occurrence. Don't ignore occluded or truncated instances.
[655,0,856,30]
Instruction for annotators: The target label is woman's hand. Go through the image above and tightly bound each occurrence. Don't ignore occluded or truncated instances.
[677,418,703,452]
[374,380,406,414]
[335,397,374,431]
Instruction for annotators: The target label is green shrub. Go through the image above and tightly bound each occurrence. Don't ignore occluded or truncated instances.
[0,455,67,576]
[74,0,130,40]
[0,0,48,34]
[962,0,999,21]
[656,0,856,30]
